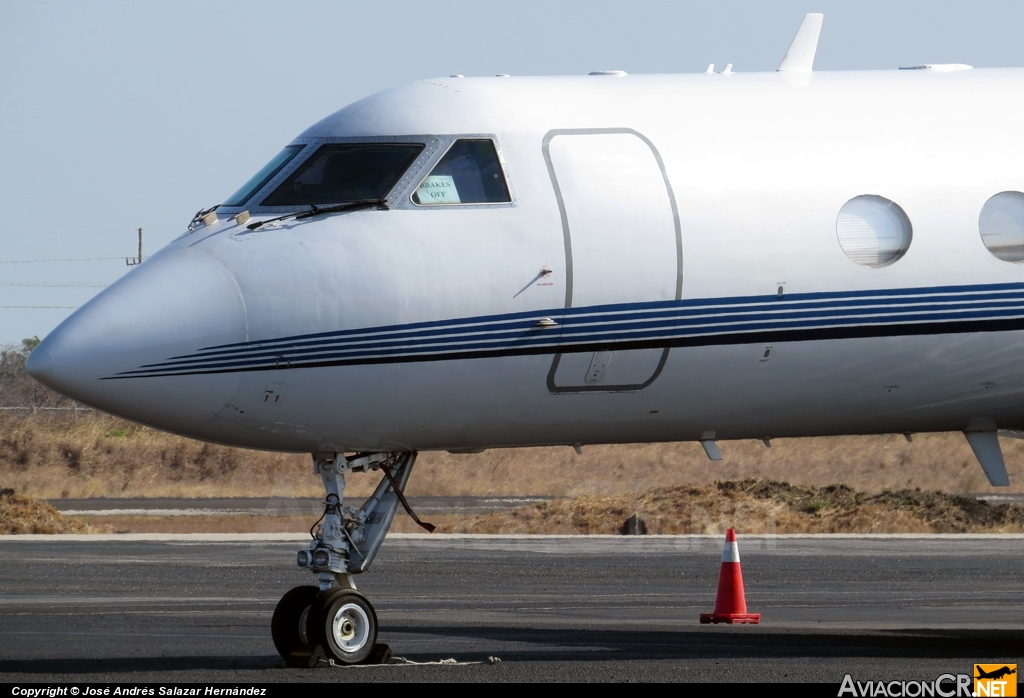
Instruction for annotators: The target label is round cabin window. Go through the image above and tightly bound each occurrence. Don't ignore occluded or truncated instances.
[836,195,912,268]
[979,191,1024,263]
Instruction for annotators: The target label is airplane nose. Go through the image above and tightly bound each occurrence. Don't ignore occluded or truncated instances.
[27,247,247,433]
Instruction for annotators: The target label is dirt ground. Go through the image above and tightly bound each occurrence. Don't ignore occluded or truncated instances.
[8,479,1024,536]
[0,488,103,534]
[445,479,1024,535]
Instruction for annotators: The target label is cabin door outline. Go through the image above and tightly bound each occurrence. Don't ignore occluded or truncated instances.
[542,128,683,393]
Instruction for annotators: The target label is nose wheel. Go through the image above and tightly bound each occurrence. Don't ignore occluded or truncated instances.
[308,588,378,663]
[270,585,319,658]
[272,586,379,665]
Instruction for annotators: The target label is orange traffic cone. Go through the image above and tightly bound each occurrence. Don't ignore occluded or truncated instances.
[700,528,760,624]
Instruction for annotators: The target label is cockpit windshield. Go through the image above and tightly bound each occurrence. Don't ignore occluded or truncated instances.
[260,143,424,207]
[412,139,510,205]
[223,145,304,207]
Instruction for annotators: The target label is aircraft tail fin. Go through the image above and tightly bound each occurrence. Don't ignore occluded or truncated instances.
[778,13,823,72]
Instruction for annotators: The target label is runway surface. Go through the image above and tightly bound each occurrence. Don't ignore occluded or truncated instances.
[1,534,1023,683]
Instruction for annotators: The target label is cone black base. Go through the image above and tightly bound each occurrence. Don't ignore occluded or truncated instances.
[699,612,761,624]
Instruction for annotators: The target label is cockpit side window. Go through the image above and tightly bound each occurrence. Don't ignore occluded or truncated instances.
[412,139,511,206]
[260,143,425,207]
[223,145,305,207]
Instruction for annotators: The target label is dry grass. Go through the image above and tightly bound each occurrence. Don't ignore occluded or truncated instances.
[0,412,312,498]
[415,434,1023,497]
[448,480,1024,535]
[0,488,107,534]
[2,412,1024,499]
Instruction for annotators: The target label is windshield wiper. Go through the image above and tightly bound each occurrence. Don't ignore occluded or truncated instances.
[188,204,220,231]
[246,199,389,231]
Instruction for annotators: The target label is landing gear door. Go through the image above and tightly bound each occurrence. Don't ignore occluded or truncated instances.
[543,129,682,393]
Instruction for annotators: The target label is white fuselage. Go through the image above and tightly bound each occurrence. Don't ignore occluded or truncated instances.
[29,68,1024,453]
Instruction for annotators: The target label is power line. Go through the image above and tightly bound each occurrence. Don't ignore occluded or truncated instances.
[0,282,108,287]
[0,257,124,264]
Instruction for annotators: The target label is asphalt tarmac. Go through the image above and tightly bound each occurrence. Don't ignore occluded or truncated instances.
[1,534,1022,683]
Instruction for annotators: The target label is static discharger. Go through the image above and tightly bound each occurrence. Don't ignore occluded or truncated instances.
[700,529,761,624]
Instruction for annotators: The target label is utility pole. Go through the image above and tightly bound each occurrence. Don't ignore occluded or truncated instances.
[126,228,143,266]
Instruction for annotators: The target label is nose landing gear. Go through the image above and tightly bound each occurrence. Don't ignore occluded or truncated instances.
[271,451,423,666]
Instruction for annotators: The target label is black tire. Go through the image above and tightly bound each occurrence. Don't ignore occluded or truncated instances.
[271,585,319,659]
[307,588,378,664]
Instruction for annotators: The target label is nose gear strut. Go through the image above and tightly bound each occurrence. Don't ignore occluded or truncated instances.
[271,451,426,665]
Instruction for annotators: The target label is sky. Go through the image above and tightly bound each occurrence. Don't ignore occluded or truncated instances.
[3,0,1024,345]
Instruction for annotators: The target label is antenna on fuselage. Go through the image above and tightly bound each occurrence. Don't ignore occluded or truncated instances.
[777,13,823,72]
[125,228,143,266]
